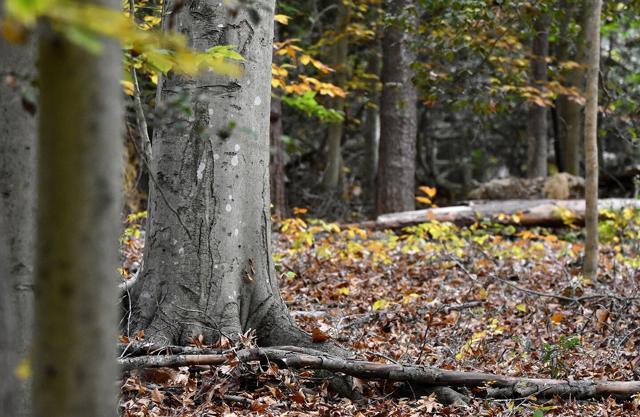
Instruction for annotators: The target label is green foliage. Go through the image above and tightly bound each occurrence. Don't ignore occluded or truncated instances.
[541,335,581,378]
[280,92,344,122]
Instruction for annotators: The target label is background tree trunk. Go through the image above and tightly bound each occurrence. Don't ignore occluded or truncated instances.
[0,10,37,415]
[32,10,123,417]
[557,6,587,176]
[321,1,349,193]
[270,23,286,218]
[582,0,602,281]
[133,0,327,351]
[361,40,381,209]
[376,0,417,215]
[527,12,549,178]
[270,95,287,218]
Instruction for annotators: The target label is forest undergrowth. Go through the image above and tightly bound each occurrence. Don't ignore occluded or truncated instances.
[119,208,640,416]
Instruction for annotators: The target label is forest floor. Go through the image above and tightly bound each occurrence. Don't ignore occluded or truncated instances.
[119,209,640,416]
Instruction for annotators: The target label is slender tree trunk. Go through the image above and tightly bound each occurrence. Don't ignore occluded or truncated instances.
[362,41,381,208]
[527,12,550,178]
[132,0,332,352]
[33,9,123,417]
[321,1,349,192]
[0,10,37,415]
[582,0,602,281]
[376,0,417,215]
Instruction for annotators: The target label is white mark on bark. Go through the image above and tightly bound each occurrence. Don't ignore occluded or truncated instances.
[225,204,232,212]
[254,96,262,106]
[196,159,206,181]
[231,155,239,166]
[172,239,177,245]
[178,247,184,256]
[228,195,233,200]
[234,228,239,237]
[234,144,240,151]
[214,153,220,160]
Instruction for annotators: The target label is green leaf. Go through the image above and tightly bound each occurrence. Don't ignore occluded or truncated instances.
[64,25,103,54]
[144,50,174,73]
[532,409,544,417]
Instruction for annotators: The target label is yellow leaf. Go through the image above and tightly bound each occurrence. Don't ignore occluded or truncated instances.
[336,287,350,296]
[274,14,290,25]
[299,54,311,65]
[372,299,389,311]
[120,80,134,96]
[416,196,432,205]
[14,356,31,381]
[419,186,437,198]
[515,303,527,313]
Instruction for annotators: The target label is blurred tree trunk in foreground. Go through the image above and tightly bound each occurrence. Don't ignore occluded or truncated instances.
[32,4,123,416]
[0,6,37,415]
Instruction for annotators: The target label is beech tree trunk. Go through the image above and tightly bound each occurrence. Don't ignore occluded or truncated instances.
[32,9,123,417]
[527,12,549,178]
[582,0,602,281]
[0,14,36,416]
[321,1,349,193]
[376,0,417,215]
[132,0,329,352]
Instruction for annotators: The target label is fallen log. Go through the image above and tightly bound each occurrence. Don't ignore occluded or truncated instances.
[363,198,640,229]
[119,346,640,400]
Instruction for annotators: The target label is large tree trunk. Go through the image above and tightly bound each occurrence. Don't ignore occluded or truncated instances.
[32,10,123,417]
[132,0,327,352]
[376,0,417,215]
[582,0,602,281]
[527,12,549,178]
[321,1,349,193]
[0,10,37,416]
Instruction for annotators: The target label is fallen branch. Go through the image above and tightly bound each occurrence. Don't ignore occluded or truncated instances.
[119,347,640,400]
[362,199,640,229]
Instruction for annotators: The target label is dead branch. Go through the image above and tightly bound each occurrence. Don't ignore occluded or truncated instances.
[118,347,640,400]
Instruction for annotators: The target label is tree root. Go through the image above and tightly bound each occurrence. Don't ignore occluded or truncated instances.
[119,346,640,400]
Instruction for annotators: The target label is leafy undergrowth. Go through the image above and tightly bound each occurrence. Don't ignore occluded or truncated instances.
[120,208,640,416]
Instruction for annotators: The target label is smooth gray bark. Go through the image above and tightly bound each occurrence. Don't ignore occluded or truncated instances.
[0,10,37,416]
[376,0,417,215]
[527,12,549,178]
[133,0,323,350]
[32,10,123,417]
[582,0,602,281]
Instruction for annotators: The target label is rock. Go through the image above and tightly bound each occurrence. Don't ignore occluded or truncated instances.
[468,173,584,200]
[543,173,584,199]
